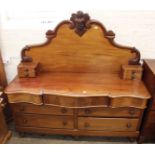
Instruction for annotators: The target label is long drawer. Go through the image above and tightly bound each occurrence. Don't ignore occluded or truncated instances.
[78,117,139,131]
[11,103,73,115]
[43,95,109,107]
[14,114,74,129]
[78,107,142,118]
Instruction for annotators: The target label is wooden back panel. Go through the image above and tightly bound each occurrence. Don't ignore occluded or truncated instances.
[21,11,140,74]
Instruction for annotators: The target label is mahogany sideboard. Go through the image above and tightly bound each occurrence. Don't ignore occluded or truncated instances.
[5,11,151,141]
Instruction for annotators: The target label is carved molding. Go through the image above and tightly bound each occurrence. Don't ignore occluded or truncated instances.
[70,11,90,36]
[21,46,32,62]
[21,11,140,65]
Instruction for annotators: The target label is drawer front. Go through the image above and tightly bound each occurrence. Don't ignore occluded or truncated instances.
[78,117,139,131]
[11,103,73,115]
[78,107,142,118]
[111,97,147,109]
[43,95,109,108]
[15,114,74,129]
[7,93,42,105]
[18,68,36,78]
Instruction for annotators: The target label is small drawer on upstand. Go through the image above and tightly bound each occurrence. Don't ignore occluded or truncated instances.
[18,62,39,78]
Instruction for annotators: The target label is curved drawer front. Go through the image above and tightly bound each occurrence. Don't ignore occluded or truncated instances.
[11,103,73,115]
[78,107,142,118]
[78,117,139,131]
[111,97,147,109]
[15,114,74,129]
[43,95,109,108]
[7,93,42,105]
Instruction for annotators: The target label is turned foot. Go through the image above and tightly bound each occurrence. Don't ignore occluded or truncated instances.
[137,136,145,144]
[128,137,136,143]
[74,136,80,140]
[70,136,80,140]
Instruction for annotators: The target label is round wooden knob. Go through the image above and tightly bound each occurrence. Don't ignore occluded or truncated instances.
[25,73,29,77]
[23,119,28,124]
[84,122,90,128]
[126,123,132,128]
[129,109,135,115]
[62,120,67,126]
[61,108,67,114]
[85,109,91,115]
[25,69,29,72]
[20,106,25,111]
[131,71,136,80]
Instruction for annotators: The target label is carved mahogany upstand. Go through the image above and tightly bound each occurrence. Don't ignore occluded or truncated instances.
[5,11,150,142]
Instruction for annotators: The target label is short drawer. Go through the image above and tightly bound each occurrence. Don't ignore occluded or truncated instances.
[111,97,147,109]
[78,107,142,118]
[43,95,109,108]
[78,117,139,131]
[7,93,42,105]
[15,114,74,129]
[11,103,73,115]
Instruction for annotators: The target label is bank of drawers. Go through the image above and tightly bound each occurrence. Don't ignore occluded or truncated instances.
[11,103,142,132]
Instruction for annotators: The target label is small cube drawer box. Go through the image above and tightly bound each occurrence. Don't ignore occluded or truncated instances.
[18,62,39,78]
[121,65,143,80]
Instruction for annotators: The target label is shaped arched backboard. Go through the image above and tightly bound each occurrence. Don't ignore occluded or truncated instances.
[21,11,140,74]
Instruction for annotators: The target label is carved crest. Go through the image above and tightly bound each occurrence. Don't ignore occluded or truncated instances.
[70,11,90,36]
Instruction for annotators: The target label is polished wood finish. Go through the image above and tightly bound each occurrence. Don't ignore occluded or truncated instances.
[6,73,150,100]
[78,107,142,118]
[11,103,142,118]
[78,117,139,131]
[7,93,42,105]
[5,11,150,140]
[21,11,140,68]
[15,114,74,129]
[139,59,155,142]
[11,103,74,116]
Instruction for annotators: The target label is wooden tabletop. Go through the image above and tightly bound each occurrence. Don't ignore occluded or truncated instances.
[5,72,150,99]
